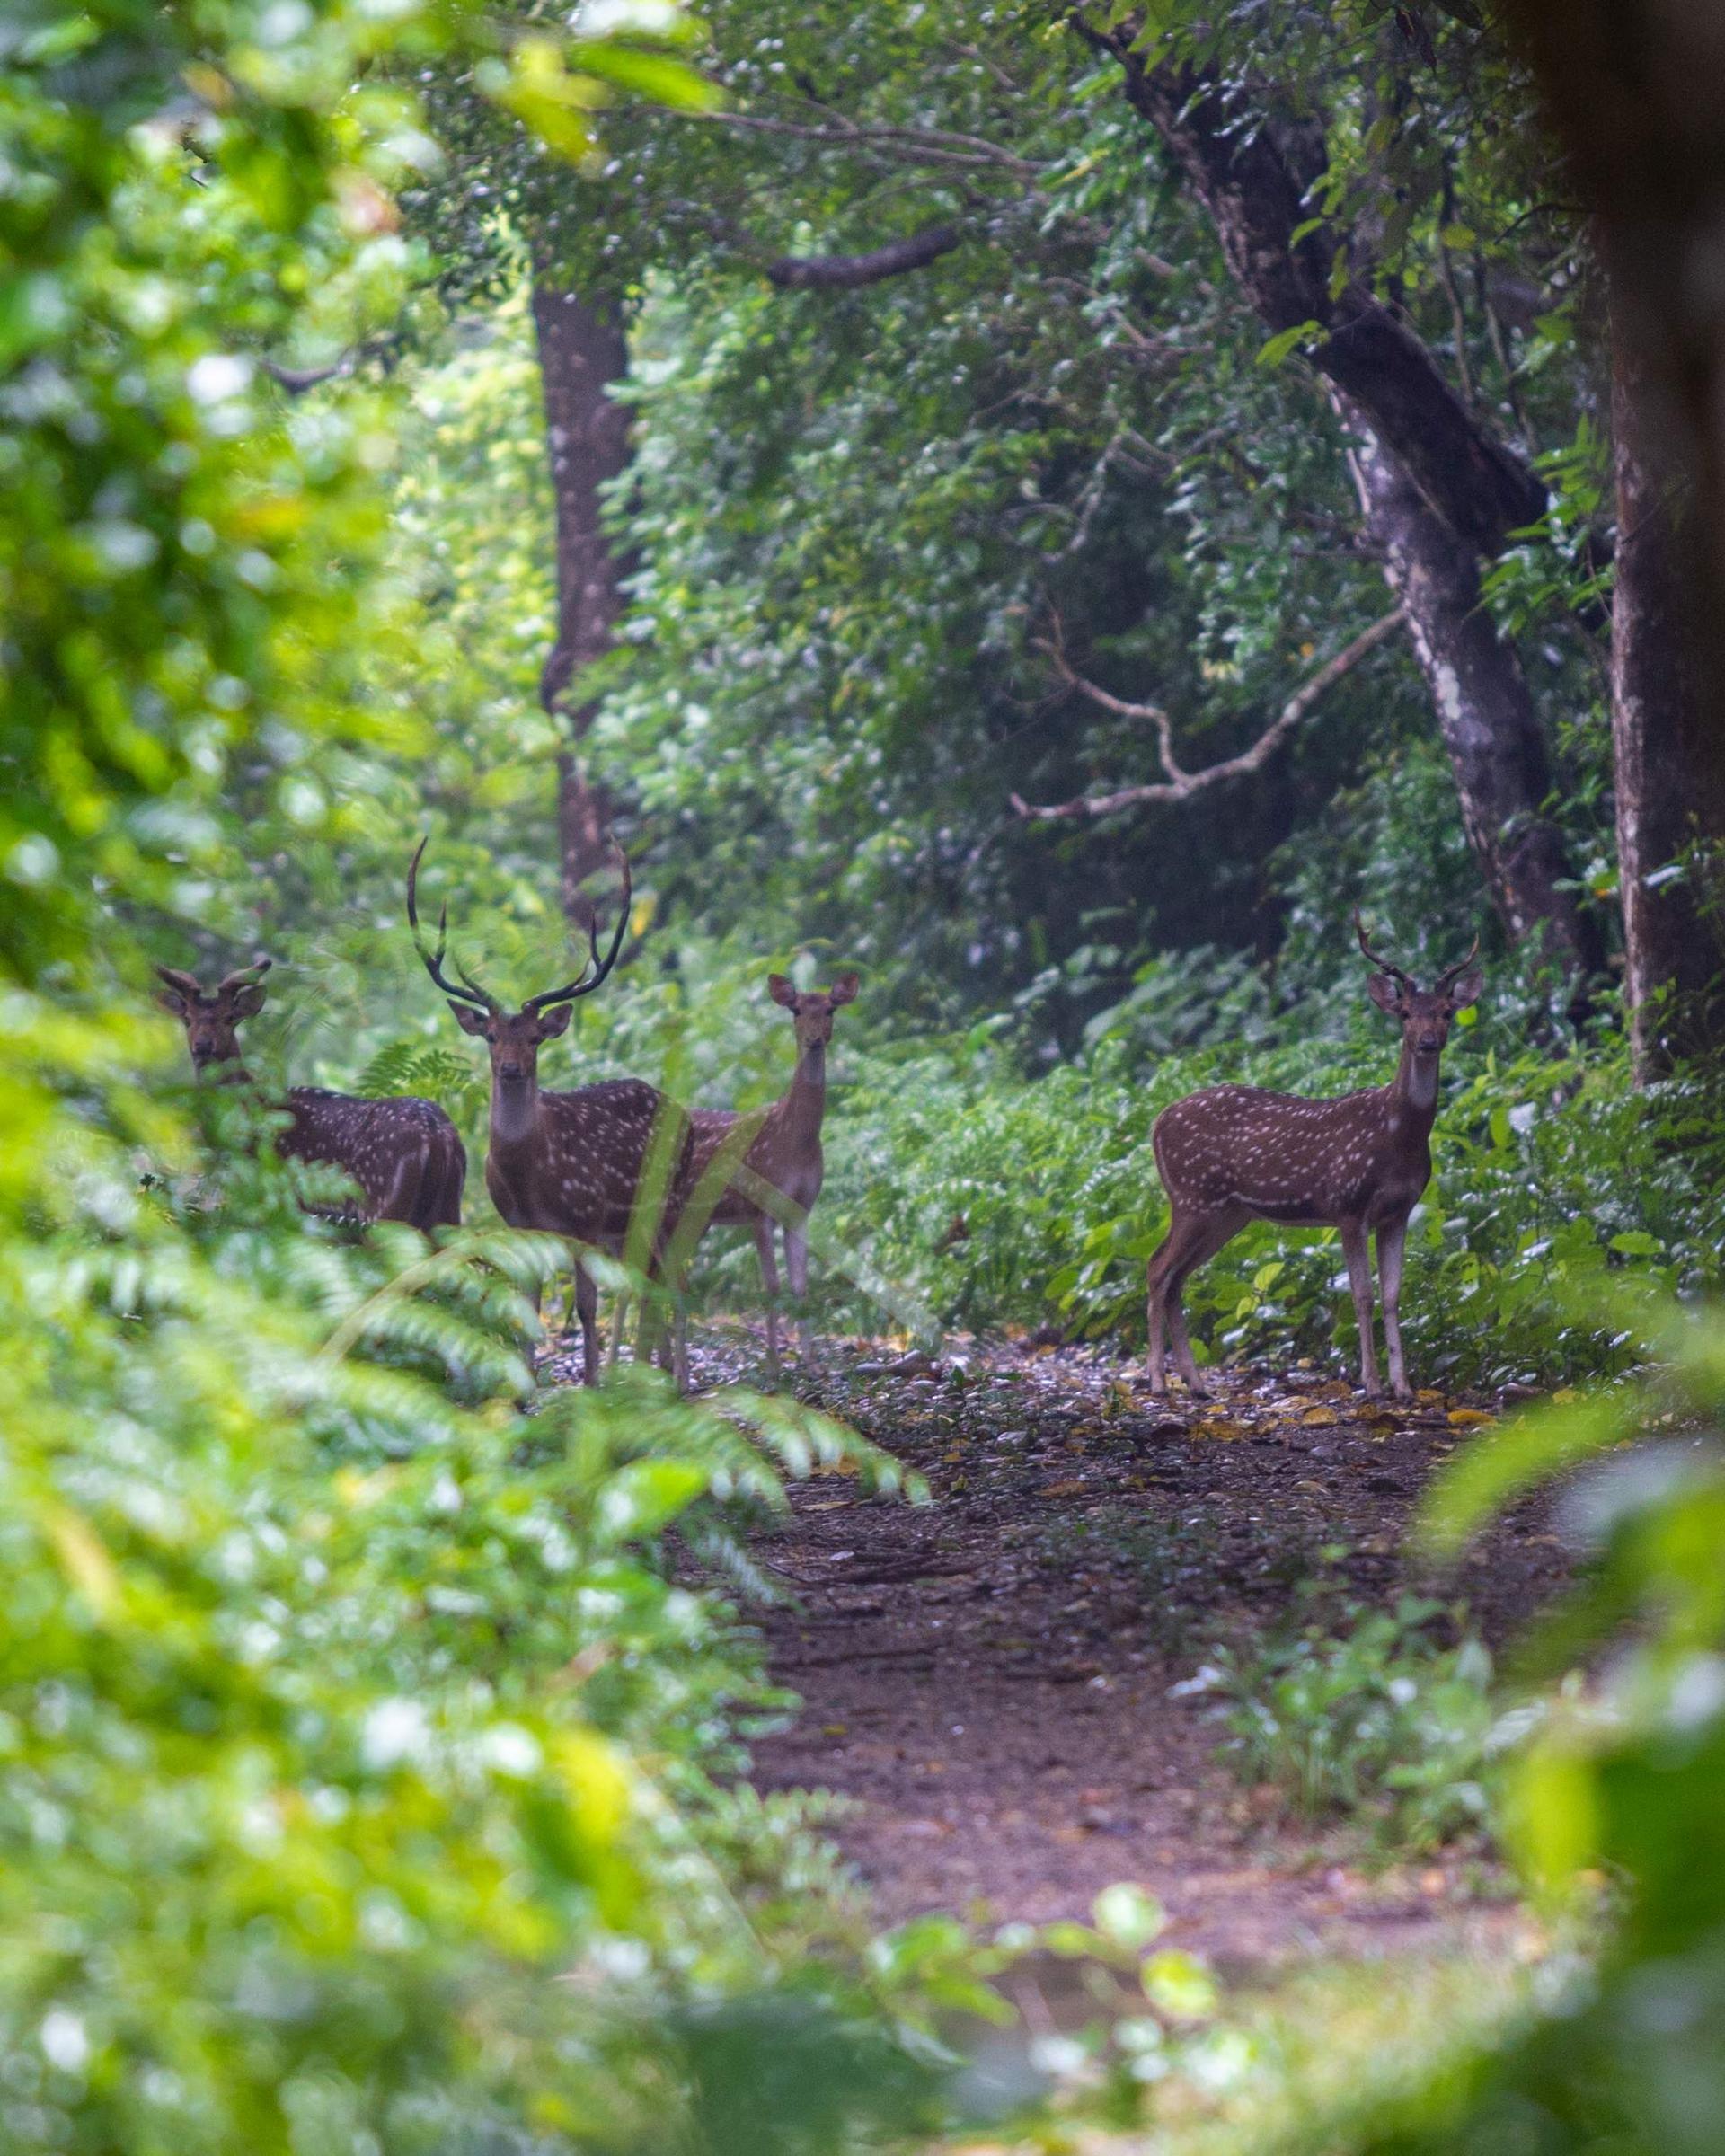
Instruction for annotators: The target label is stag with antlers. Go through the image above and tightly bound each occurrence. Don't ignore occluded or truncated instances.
[407,839,692,1383]
[155,958,465,1229]
[1145,916,1483,1401]
[683,970,859,1368]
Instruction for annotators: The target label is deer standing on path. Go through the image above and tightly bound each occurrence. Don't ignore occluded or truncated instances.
[155,959,465,1229]
[1145,917,1482,1401]
[407,840,693,1385]
[684,971,859,1368]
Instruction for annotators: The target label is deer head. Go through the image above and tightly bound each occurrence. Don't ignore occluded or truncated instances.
[767,970,859,1055]
[1354,912,1483,1061]
[155,958,273,1075]
[408,838,630,1127]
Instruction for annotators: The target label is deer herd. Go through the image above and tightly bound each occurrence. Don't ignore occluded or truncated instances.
[159,844,1482,1403]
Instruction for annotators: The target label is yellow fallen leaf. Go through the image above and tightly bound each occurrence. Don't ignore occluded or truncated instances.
[1550,1387,1581,1406]
[1040,1479,1091,1498]
[1301,1406,1340,1427]
[1446,1409,1494,1427]
[1197,1418,1248,1441]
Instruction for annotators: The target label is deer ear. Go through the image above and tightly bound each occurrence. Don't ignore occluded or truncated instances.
[828,971,859,1006]
[767,973,798,1008]
[228,985,267,1021]
[535,1003,572,1038]
[1446,968,1484,1011]
[155,987,190,1019]
[449,1001,490,1037]
[1366,972,1407,1017]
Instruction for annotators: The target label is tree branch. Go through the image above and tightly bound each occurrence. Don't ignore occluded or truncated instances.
[765,223,964,288]
[261,355,351,394]
[1011,606,1405,820]
[692,107,1040,180]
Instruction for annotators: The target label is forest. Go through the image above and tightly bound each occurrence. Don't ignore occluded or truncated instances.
[7,0,1725,2147]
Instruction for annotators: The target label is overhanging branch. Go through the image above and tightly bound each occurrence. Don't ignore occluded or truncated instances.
[1011,606,1405,821]
[765,224,964,289]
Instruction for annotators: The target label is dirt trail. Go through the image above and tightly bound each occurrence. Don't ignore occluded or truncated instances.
[712,1336,1570,1971]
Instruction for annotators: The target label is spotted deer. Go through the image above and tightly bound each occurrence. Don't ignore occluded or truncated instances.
[684,971,858,1366]
[1145,916,1482,1401]
[155,958,465,1229]
[407,839,693,1384]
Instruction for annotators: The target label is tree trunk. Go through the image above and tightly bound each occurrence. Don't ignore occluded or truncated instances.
[1094,29,1600,976]
[1340,401,1604,979]
[1609,320,1725,1074]
[531,271,633,928]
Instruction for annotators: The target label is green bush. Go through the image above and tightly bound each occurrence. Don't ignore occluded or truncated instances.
[1190,1595,1500,1851]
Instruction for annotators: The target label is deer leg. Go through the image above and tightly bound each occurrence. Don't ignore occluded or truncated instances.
[753,1214,782,1374]
[573,1260,601,1386]
[1340,1222,1382,1398]
[785,1224,812,1355]
[1147,1206,1243,1396]
[1376,1217,1411,1399]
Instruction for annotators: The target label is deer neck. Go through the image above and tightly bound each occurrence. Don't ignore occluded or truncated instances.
[490,1072,540,1150]
[777,1040,827,1147]
[1387,1038,1441,1128]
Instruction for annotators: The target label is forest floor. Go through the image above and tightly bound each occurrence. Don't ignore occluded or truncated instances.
[657,1330,1576,1977]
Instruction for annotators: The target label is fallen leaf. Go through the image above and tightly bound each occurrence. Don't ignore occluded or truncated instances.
[822,1724,848,1738]
[1039,1479,1091,1498]
[1446,1408,1494,1427]
[1301,1406,1340,1427]
[1196,1418,1248,1441]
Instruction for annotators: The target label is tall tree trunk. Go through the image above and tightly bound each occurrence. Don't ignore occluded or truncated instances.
[1092,27,1599,976]
[531,271,633,928]
[1340,401,1603,978]
[1609,320,1725,1074]
[1494,2,1725,1070]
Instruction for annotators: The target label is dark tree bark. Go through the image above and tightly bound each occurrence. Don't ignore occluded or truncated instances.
[1091,26,1601,976]
[1339,400,1602,976]
[531,271,634,929]
[1492,2,1725,1070]
[765,225,963,288]
[1609,321,1725,1073]
[1096,36,1547,550]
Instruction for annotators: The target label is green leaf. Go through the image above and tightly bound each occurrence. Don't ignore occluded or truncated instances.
[1255,319,1324,368]
[1092,1882,1167,1950]
[1142,1949,1218,2019]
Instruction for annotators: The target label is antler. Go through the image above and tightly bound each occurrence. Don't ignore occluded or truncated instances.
[215,955,272,997]
[1434,933,1482,994]
[1352,907,1415,991]
[407,837,500,1013]
[155,957,270,1002]
[523,844,632,1013]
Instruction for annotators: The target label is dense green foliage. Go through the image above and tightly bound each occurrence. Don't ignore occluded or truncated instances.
[12,0,1725,2148]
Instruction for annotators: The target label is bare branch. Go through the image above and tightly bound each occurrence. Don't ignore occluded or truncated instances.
[261,356,351,394]
[765,224,964,289]
[1012,607,1406,821]
[691,107,1040,180]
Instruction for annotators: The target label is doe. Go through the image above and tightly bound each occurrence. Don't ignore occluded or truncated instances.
[155,958,465,1229]
[1145,915,1482,1401]
[686,970,858,1366]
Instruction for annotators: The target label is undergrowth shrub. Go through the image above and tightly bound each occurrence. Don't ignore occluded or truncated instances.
[1185,1597,1503,1851]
